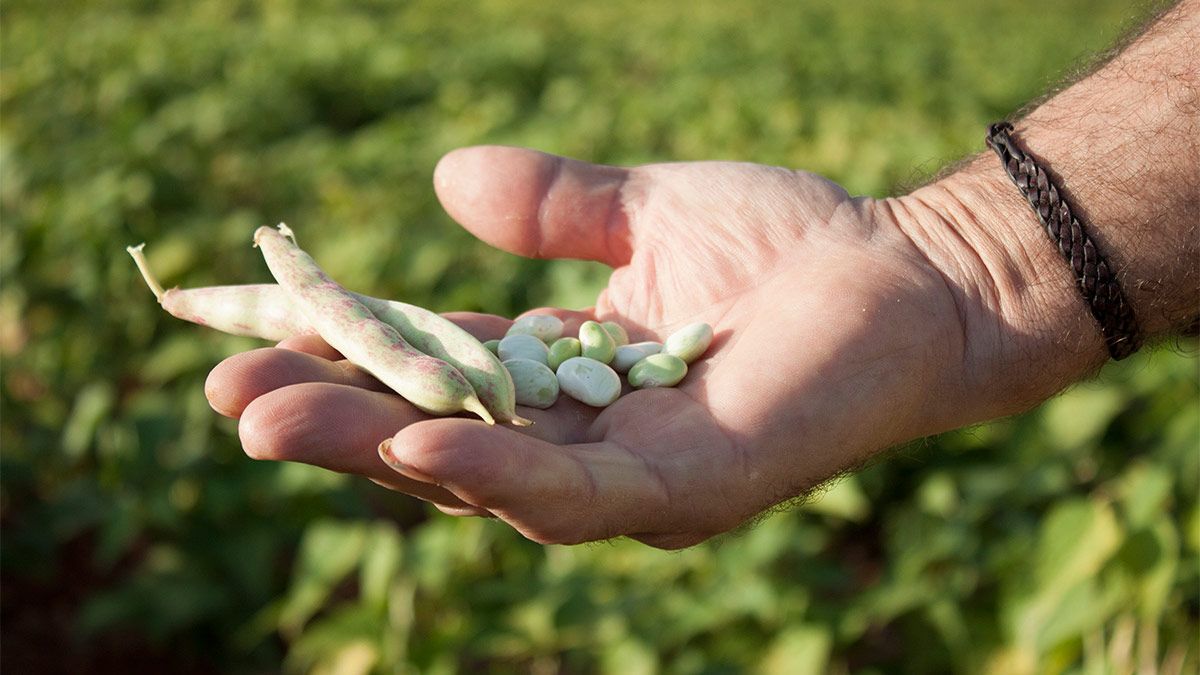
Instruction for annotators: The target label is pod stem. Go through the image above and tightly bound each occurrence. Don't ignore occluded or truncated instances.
[126,243,166,302]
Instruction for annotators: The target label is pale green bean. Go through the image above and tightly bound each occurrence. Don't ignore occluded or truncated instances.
[627,353,687,388]
[579,320,616,364]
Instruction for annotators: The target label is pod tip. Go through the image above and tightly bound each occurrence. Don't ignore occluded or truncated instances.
[251,226,273,248]
[509,415,534,427]
[464,397,496,425]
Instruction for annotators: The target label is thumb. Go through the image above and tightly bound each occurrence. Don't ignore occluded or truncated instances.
[379,418,671,545]
[433,146,634,267]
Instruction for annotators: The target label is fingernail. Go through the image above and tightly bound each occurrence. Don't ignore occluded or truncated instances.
[377,438,436,484]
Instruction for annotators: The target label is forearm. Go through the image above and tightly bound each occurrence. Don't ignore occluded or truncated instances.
[994,0,1198,341]
[891,0,1198,420]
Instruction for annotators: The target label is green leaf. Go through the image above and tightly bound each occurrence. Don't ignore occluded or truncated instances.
[61,381,115,461]
[758,624,832,675]
[1034,499,1122,590]
[1033,576,1120,652]
[600,639,657,675]
[802,475,870,522]
[1117,462,1173,528]
[359,523,404,609]
[1009,498,1123,650]
[279,520,369,636]
[1040,385,1125,451]
[1123,519,1179,620]
[286,605,381,675]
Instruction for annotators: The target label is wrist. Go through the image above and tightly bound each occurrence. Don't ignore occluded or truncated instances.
[885,0,1199,425]
[883,157,1107,423]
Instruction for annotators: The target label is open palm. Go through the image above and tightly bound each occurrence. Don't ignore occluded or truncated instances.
[207,146,972,548]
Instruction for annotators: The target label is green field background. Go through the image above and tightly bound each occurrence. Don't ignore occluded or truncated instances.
[2,0,1197,672]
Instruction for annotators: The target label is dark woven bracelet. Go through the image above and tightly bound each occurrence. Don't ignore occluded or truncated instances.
[984,121,1141,360]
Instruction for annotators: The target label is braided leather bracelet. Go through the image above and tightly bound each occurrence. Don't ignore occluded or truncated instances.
[985,121,1141,360]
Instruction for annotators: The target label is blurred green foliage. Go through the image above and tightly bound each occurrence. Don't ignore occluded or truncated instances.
[2,0,1196,672]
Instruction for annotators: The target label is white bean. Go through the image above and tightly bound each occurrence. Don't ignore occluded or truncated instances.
[663,322,714,364]
[611,341,662,373]
[555,357,621,407]
[503,358,559,409]
[498,334,550,365]
[507,314,564,343]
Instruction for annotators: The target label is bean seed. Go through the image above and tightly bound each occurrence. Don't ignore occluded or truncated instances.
[555,357,621,407]
[663,322,714,363]
[611,341,662,373]
[578,320,616,364]
[498,333,550,365]
[547,337,581,371]
[483,339,501,355]
[601,321,629,346]
[628,353,688,388]
[507,314,564,342]
[503,358,559,409]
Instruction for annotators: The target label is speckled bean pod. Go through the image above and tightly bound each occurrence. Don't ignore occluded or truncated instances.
[254,225,493,423]
[130,241,527,425]
[356,295,529,426]
[128,244,308,341]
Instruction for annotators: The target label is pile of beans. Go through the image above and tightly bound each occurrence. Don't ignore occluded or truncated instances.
[128,224,713,424]
[487,317,712,409]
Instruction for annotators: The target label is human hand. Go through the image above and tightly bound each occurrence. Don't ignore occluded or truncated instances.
[206,146,1083,548]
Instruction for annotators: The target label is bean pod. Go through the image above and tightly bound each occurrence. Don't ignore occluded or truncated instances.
[254,225,493,423]
[357,295,529,426]
[128,245,307,341]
